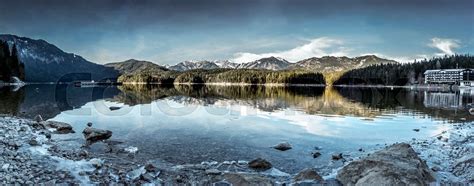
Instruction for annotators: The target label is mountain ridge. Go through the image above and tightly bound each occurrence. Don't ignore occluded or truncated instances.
[0,34,119,82]
[105,59,170,75]
[162,55,397,72]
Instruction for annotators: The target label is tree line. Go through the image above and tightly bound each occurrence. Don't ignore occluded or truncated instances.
[334,55,474,86]
[0,41,25,82]
[119,68,326,85]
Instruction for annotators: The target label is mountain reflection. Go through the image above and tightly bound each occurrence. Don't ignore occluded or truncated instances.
[0,84,472,122]
[0,86,25,116]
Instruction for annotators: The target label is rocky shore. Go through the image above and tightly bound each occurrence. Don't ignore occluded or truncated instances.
[0,116,472,184]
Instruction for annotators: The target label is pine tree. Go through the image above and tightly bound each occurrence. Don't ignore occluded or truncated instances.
[0,41,25,82]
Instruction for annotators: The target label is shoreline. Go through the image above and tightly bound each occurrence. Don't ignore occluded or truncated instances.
[3,81,471,92]
[1,115,472,184]
[120,81,470,90]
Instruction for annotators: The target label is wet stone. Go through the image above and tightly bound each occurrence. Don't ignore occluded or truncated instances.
[248,158,272,171]
[332,153,343,161]
[273,142,292,151]
[312,152,322,158]
[294,168,323,182]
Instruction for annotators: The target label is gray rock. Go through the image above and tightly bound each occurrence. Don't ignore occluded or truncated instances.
[87,122,93,127]
[34,115,43,123]
[82,127,112,142]
[248,158,272,171]
[312,152,322,158]
[294,168,323,182]
[452,154,474,181]
[109,106,121,111]
[336,143,435,185]
[205,168,221,175]
[39,130,52,139]
[222,173,273,185]
[141,172,156,182]
[332,153,343,160]
[213,181,231,186]
[89,158,103,169]
[127,166,146,181]
[41,121,74,133]
[2,164,10,170]
[28,138,40,146]
[273,142,292,151]
[144,163,157,173]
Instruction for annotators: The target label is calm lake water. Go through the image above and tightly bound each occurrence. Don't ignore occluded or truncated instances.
[1,84,473,174]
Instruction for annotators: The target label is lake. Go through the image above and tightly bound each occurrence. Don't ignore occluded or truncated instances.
[1,84,473,175]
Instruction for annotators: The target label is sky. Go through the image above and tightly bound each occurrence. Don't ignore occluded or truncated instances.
[0,0,473,65]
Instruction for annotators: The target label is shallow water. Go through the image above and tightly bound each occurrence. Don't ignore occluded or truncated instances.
[1,84,473,174]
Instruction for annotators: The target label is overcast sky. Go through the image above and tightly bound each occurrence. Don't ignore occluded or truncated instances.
[0,0,473,64]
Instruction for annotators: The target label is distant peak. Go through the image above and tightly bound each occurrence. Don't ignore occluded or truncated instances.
[255,56,288,62]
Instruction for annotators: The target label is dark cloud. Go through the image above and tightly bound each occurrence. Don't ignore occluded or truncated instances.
[0,0,472,63]
[2,0,471,29]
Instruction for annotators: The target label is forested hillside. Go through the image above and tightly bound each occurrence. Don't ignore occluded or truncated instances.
[334,55,474,86]
[0,41,24,82]
[119,68,326,85]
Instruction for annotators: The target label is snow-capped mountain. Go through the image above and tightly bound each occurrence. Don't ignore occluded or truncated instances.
[235,56,291,70]
[162,55,397,72]
[167,60,220,71]
[214,60,239,68]
[0,34,118,82]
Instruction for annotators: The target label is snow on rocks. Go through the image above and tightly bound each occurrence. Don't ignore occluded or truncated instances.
[410,122,474,183]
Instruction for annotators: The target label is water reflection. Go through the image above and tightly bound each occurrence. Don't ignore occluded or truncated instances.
[0,86,25,116]
[2,84,472,173]
[424,89,474,110]
[336,87,473,122]
[0,84,473,122]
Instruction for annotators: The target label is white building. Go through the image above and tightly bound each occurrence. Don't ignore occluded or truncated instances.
[424,69,474,87]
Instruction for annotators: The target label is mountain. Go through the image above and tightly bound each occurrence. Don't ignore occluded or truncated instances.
[168,60,220,71]
[162,55,396,73]
[0,34,118,82]
[236,56,291,70]
[108,59,179,84]
[214,60,238,68]
[105,59,170,75]
[290,55,397,73]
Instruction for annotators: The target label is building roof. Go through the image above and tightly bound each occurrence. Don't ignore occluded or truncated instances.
[424,69,472,74]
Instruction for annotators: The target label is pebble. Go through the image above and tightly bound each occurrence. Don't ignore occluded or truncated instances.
[312,152,322,158]
[90,158,104,169]
[332,153,343,161]
[248,158,272,171]
[2,164,10,170]
[205,168,221,175]
[273,142,292,151]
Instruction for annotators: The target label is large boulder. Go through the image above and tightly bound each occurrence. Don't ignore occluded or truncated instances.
[82,127,112,142]
[41,121,74,133]
[294,168,323,182]
[337,143,435,185]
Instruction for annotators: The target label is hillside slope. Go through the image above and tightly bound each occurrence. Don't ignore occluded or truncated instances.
[0,34,118,82]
